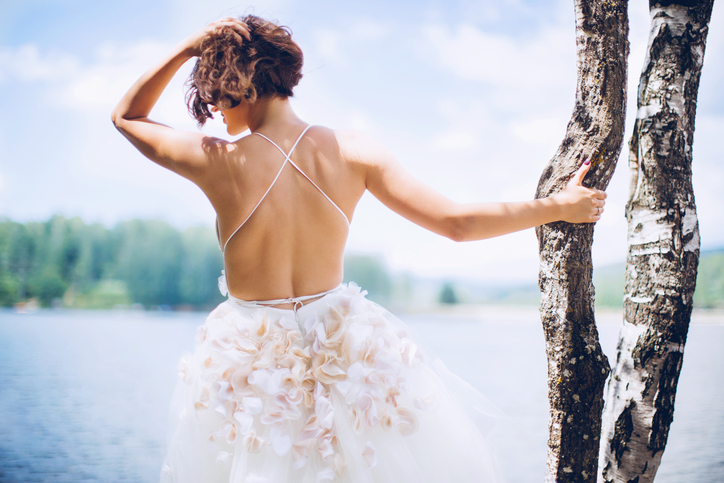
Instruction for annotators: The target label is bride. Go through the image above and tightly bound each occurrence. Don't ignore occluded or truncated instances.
[112,15,605,483]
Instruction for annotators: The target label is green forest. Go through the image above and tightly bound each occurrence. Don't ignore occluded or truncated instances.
[1,216,722,310]
[0,216,393,310]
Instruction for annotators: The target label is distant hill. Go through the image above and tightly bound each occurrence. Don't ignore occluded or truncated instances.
[415,248,724,310]
[691,249,724,308]
[591,248,724,309]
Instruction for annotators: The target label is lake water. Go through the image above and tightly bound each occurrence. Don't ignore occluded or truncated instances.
[0,307,722,482]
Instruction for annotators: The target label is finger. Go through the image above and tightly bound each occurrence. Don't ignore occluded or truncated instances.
[219,18,249,30]
[213,22,250,43]
[218,20,251,40]
[239,24,251,41]
[571,159,591,185]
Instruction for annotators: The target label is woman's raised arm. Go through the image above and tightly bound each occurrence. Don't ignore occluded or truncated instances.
[110,18,250,184]
[340,130,606,242]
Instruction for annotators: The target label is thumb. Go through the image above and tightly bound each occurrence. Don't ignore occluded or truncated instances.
[570,159,591,186]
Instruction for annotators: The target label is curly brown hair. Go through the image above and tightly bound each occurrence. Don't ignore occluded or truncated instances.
[186,15,304,126]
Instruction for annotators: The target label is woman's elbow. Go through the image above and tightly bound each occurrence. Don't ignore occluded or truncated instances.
[443,214,470,243]
[110,100,133,130]
[110,107,124,130]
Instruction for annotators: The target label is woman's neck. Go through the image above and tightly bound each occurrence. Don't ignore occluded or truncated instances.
[246,96,303,133]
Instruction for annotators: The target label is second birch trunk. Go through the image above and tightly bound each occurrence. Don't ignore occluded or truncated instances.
[598,1,714,481]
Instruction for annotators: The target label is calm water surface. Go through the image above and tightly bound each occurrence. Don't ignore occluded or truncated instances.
[0,308,722,482]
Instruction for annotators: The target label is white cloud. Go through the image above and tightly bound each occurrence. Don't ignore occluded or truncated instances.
[427,99,500,154]
[308,19,393,66]
[0,44,79,82]
[509,117,567,148]
[65,41,179,112]
[349,20,391,42]
[312,29,343,62]
[422,24,574,86]
[346,110,376,132]
[432,131,477,150]
[0,40,181,114]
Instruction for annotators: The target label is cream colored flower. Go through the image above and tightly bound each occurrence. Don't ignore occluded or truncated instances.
[380,411,395,430]
[317,431,335,460]
[212,380,233,402]
[230,366,254,396]
[233,410,254,435]
[362,441,377,468]
[413,392,438,411]
[260,407,286,426]
[210,421,237,444]
[243,430,265,453]
[396,407,418,436]
[177,354,192,383]
[316,467,335,482]
[270,426,292,456]
[255,314,270,338]
[211,330,237,351]
[333,453,346,476]
[316,307,346,350]
[242,396,263,415]
[232,337,259,360]
[312,350,347,384]
[218,271,228,297]
[315,395,335,430]
[195,325,207,344]
[399,339,418,366]
[194,387,210,410]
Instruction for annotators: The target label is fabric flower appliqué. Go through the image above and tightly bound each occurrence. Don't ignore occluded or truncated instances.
[187,284,435,481]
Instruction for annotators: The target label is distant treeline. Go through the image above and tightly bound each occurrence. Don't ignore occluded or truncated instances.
[1,216,721,310]
[592,249,724,309]
[0,216,394,309]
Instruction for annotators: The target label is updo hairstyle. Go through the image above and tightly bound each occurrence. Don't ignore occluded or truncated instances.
[186,15,304,126]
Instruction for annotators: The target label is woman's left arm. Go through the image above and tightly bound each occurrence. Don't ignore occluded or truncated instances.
[340,130,606,242]
[110,19,250,183]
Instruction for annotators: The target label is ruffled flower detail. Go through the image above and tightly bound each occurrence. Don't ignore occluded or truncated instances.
[218,270,228,297]
[185,283,434,481]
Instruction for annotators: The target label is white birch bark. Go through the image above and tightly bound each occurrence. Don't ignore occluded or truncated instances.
[598,1,715,482]
[535,1,629,481]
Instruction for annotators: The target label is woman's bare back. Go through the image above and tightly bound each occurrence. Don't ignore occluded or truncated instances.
[207,125,366,301]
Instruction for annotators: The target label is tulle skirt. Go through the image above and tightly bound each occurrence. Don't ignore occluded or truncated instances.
[160,283,501,482]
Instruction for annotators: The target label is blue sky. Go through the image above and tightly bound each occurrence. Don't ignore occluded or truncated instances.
[1,0,722,283]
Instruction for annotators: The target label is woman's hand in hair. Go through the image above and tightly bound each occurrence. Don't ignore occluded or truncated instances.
[181,17,251,57]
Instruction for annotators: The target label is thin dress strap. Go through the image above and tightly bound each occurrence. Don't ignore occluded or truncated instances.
[253,129,350,228]
[218,125,315,252]
[228,284,342,308]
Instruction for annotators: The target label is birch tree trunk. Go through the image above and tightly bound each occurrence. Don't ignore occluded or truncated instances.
[535,1,629,481]
[598,1,714,481]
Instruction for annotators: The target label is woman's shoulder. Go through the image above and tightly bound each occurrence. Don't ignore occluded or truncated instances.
[325,128,393,168]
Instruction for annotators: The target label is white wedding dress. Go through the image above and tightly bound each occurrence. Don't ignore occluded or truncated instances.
[159,126,502,483]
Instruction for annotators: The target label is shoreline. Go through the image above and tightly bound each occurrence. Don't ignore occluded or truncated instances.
[402,304,724,326]
[4,304,724,326]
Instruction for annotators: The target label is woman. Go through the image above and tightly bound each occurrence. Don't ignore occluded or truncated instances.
[112,15,605,483]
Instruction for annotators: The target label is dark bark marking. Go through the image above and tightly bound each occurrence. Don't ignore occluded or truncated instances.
[611,401,636,461]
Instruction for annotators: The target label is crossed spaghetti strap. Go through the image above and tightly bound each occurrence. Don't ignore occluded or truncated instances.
[216,125,350,253]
